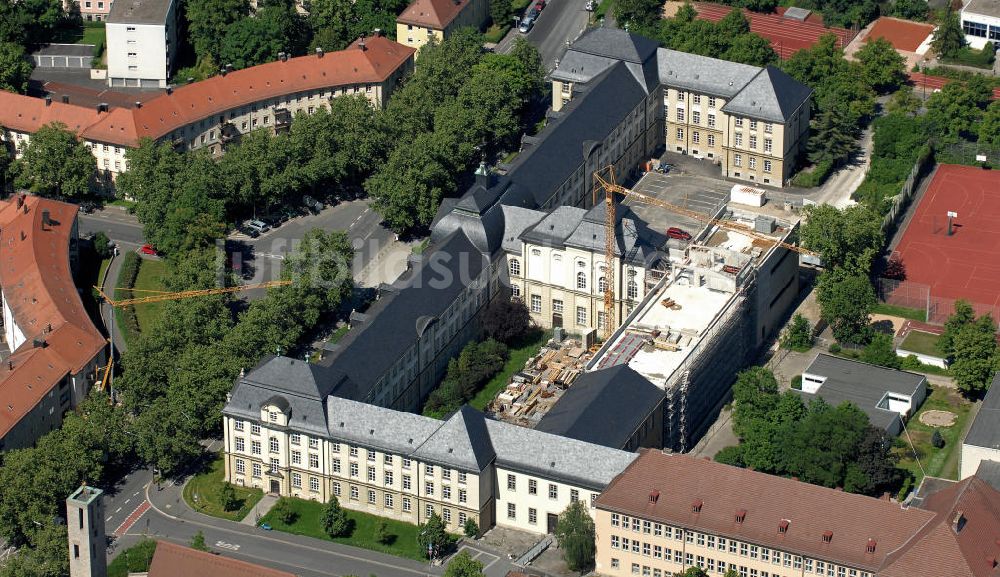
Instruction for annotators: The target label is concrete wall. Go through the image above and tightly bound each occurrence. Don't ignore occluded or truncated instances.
[494,466,601,535]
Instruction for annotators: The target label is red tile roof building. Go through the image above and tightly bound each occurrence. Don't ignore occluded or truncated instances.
[595,449,1000,577]
[0,35,414,178]
[146,540,297,577]
[396,0,489,53]
[0,195,106,450]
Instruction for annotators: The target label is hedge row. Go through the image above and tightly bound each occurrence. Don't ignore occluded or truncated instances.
[117,251,141,336]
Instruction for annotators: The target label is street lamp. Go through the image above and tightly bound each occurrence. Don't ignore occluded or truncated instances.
[921,59,928,99]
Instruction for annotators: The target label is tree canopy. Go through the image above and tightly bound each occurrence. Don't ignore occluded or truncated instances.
[13,122,95,199]
[855,37,906,94]
[817,266,877,344]
[0,42,33,93]
[444,551,485,577]
[931,9,965,59]
[555,501,596,571]
[800,204,883,271]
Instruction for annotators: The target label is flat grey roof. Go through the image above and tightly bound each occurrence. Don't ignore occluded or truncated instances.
[798,353,927,431]
[964,0,1000,18]
[627,171,730,237]
[109,0,173,24]
[33,44,95,57]
[963,373,1000,449]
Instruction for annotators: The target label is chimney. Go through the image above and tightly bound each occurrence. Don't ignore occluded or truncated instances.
[952,511,965,533]
[691,499,703,513]
[61,95,70,104]
[45,96,52,107]
[822,531,833,544]
[778,519,789,534]
[316,46,324,58]
[166,86,173,95]
[135,101,142,109]
[374,28,383,36]
[41,209,51,228]
[358,39,366,51]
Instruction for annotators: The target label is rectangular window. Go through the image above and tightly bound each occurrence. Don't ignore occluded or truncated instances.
[749,156,757,169]
[331,442,340,453]
[384,454,393,465]
[403,458,411,469]
[291,451,301,465]
[750,120,758,130]
[234,420,245,431]
[309,438,318,449]
[529,479,537,495]
[693,94,701,105]
[289,433,299,445]
[570,489,579,502]
[764,159,772,173]
[735,132,743,147]
[367,450,375,462]
[676,109,685,122]
[749,135,757,149]
[576,307,587,326]
[425,464,434,475]
[741,542,748,556]
[443,508,451,523]
[654,545,662,558]
[368,467,376,482]
[235,459,245,474]
[612,513,620,527]
[708,97,716,108]
[676,128,684,140]
[443,486,451,500]
[642,542,650,556]
[764,138,772,153]
[309,476,320,492]
[458,472,467,484]
[507,475,516,491]
[632,563,640,575]
[425,482,434,496]
[442,469,451,481]
[269,438,279,453]
[251,423,261,435]
[548,484,558,499]
[528,508,537,524]
[252,463,262,477]
[333,483,341,496]
[368,490,376,504]
[531,294,541,313]
[251,441,261,455]
[612,535,620,549]
[332,459,341,474]
[403,475,412,490]
[459,489,467,503]
[235,438,245,452]
[309,454,319,469]
[552,299,564,314]
[692,131,700,144]
[403,497,412,512]
[385,472,394,486]
[350,446,358,458]
[385,493,394,508]
[508,503,516,519]
[708,133,715,147]
[734,154,742,167]
[350,485,359,500]
[350,462,358,477]
[765,123,773,133]
[735,118,743,128]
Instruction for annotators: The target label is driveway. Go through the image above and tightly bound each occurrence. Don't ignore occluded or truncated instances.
[496,0,593,71]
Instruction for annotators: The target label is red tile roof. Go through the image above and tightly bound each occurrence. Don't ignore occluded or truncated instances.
[397,0,470,29]
[0,36,414,148]
[147,540,297,577]
[882,477,1000,577]
[0,195,106,440]
[596,450,937,572]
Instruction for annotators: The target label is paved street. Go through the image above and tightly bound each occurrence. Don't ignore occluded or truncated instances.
[496,0,593,71]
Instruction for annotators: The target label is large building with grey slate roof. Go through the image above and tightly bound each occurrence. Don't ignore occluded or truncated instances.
[552,28,813,188]
[222,387,637,535]
[961,372,1000,479]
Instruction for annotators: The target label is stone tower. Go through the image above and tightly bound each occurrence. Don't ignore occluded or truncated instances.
[67,486,107,577]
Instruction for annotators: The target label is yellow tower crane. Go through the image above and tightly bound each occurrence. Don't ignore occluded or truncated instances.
[92,280,292,391]
[592,166,818,339]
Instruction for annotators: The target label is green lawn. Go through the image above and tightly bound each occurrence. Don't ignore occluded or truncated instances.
[259,497,430,561]
[873,302,927,322]
[183,457,263,522]
[899,330,943,358]
[108,538,157,577]
[131,258,169,333]
[483,23,509,44]
[594,0,612,19]
[895,385,974,486]
[469,330,550,410]
[79,23,106,47]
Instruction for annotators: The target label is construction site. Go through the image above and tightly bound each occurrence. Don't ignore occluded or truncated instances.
[584,169,807,452]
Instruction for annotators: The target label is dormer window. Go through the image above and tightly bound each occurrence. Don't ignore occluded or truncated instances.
[269,411,277,422]
[735,509,746,523]
[778,519,789,534]
[692,499,703,513]
[822,531,833,543]
[866,539,876,554]
[649,490,659,504]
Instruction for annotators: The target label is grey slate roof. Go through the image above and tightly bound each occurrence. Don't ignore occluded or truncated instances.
[964,0,1000,18]
[963,373,1000,449]
[796,354,927,432]
[500,205,545,254]
[224,356,340,436]
[976,460,1000,492]
[657,48,761,99]
[318,230,489,402]
[326,396,443,457]
[722,66,814,123]
[412,406,496,471]
[485,418,638,490]
[519,203,665,265]
[536,365,664,449]
[566,27,659,64]
[520,206,588,247]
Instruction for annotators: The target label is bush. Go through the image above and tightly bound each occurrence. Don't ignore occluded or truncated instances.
[714,445,745,467]
[93,231,112,259]
[463,517,479,538]
[322,496,349,537]
[931,429,946,448]
[791,160,834,188]
[900,354,922,371]
[374,520,391,545]
[117,251,142,335]
[219,483,238,512]
[780,314,813,351]
[271,498,297,525]
[829,343,842,354]
[791,375,803,390]
[423,339,509,417]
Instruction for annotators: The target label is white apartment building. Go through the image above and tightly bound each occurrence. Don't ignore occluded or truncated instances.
[961,0,1000,49]
[106,0,177,88]
[222,382,636,535]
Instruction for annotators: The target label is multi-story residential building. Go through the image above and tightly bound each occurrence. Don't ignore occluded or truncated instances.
[222,385,636,535]
[505,204,666,331]
[0,35,415,181]
[66,0,113,22]
[396,0,489,54]
[0,195,106,451]
[596,449,1000,577]
[552,32,812,188]
[961,0,1000,49]
[106,0,177,88]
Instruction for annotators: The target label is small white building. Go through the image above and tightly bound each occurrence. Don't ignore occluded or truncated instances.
[961,373,1000,479]
[105,0,177,88]
[961,0,1000,50]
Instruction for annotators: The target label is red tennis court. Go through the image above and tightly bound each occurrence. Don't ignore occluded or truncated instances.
[894,165,1000,307]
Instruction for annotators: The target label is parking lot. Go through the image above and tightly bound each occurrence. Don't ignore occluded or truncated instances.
[626,171,731,239]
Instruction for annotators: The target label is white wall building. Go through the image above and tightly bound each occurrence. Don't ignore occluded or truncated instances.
[105,0,177,88]
[961,0,1000,49]
[961,373,1000,479]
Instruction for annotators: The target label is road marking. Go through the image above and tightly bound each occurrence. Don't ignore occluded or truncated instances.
[133,491,140,497]
[106,516,113,522]
[115,507,122,513]
[125,499,131,505]
[113,501,151,537]
[215,541,241,551]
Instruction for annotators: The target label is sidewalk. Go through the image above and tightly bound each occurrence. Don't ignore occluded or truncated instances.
[241,494,278,526]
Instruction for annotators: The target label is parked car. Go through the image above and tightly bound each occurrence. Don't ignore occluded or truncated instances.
[518,16,534,32]
[246,219,270,234]
[526,6,540,19]
[239,225,260,238]
[534,0,545,10]
[139,244,159,256]
[302,195,324,213]
[259,522,272,531]
[79,201,97,214]
[666,227,692,241]
[585,0,596,11]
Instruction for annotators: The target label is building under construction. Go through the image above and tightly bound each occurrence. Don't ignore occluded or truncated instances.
[586,172,803,451]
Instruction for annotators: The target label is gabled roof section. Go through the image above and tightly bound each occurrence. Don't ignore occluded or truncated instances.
[413,406,496,471]
[657,48,761,99]
[325,396,443,456]
[535,364,664,449]
[147,540,296,577]
[568,27,659,64]
[722,65,813,123]
[396,0,471,30]
[963,373,1000,449]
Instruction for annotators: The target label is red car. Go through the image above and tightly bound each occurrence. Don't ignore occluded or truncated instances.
[667,227,692,241]
[139,244,159,256]
[534,0,545,10]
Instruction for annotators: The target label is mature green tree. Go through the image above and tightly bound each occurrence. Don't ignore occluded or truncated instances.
[463,518,479,538]
[219,483,239,512]
[891,0,927,20]
[886,87,921,117]
[714,445,746,467]
[0,522,68,577]
[860,332,901,369]
[856,37,906,94]
[817,267,877,344]
[931,9,965,59]
[0,42,33,93]
[0,0,71,47]
[13,122,95,198]
[950,315,999,397]
[191,530,209,551]
[850,426,901,495]
[677,568,710,577]
[417,512,449,558]
[926,81,986,141]
[218,3,308,69]
[782,399,869,488]
[806,102,857,168]
[780,314,813,351]
[800,204,883,272]
[481,298,532,344]
[490,0,516,30]
[218,129,297,215]
[979,100,1000,149]
[731,367,780,436]
[555,501,596,571]
[0,141,12,193]
[782,34,847,92]
[939,300,975,359]
[444,551,485,577]
[613,0,662,28]
[366,131,454,232]
[322,495,350,537]
[184,0,250,62]
[723,33,778,67]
